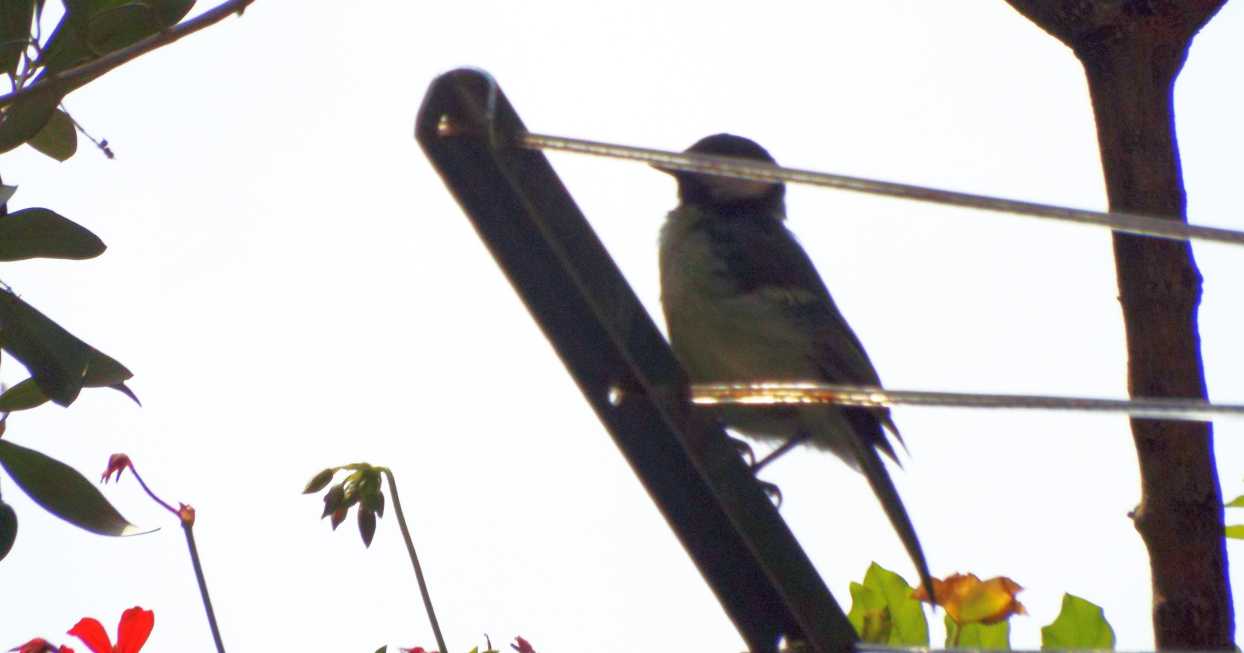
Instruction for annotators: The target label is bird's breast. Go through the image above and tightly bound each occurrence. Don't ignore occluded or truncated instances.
[659,211,817,383]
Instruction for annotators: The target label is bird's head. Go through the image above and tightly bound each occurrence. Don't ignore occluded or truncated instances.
[657,133,786,216]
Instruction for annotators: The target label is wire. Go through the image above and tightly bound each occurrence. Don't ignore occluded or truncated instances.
[689,382,1244,422]
[495,129,1244,421]
[518,132,1244,247]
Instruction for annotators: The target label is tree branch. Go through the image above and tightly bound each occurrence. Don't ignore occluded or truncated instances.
[0,0,255,110]
[1003,1,1232,648]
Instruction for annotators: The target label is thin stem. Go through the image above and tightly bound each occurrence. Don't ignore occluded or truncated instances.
[382,467,448,653]
[127,464,178,516]
[123,460,224,650]
[183,521,226,653]
[61,103,114,158]
[14,37,42,91]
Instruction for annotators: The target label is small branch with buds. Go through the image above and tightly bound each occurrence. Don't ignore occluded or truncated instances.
[102,454,225,653]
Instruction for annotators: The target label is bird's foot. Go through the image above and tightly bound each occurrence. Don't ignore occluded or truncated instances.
[726,436,782,506]
[757,479,783,508]
[729,435,756,467]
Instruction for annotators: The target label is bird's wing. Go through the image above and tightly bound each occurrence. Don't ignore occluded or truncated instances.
[737,219,934,602]
[728,219,884,382]
[749,223,910,442]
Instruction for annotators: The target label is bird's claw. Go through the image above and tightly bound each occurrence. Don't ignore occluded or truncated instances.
[725,436,782,506]
[757,479,783,508]
[729,436,756,467]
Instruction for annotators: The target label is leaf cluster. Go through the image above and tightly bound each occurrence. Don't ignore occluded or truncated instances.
[306,465,389,548]
[0,0,211,563]
[848,563,1115,650]
[0,0,195,160]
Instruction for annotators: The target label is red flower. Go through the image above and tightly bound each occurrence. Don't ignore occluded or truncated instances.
[399,648,435,653]
[9,638,74,653]
[67,607,153,653]
[100,455,132,484]
[511,636,536,653]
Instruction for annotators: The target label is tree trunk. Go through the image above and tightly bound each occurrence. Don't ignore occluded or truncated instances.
[1001,1,1232,648]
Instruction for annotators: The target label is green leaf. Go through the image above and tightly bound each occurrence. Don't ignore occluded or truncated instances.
[35,3,107,74]
[1226,525,1244,540]
[0,498,15,561]
[1,0,191,147]
[947,615,1009,650]
[0,289,93,405]
[151,0,195,26]
[0,85,61,154]
[374,647,386,653]
[0,346,136,412]
[0,439,143,535]
[84,3,165,56]
[1041,593,1115,649]
[40,0,195,75]
[1226,494,1244,508]
[0,184,16,208]
[0,0,34,76]
[865,562,928,645]
[848,582,891,643]
[358,504,376,547]
[303,468,335,494]
[321,484,344,517]
[0,207,104,260]
[0,292,134,407]
[0,377,49,411]
[361,484,384,516]
[81,346,135,394]
[107,380,139,405]
[26,108,76,161]
[847,562,928,646]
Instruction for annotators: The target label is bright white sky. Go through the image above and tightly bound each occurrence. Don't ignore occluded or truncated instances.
[1,2,1243,651]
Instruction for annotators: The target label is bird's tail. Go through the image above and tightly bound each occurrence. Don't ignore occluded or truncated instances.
[880,411,910,462]
[850,432,936,606]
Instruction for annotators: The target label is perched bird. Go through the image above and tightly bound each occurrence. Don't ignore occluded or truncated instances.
[657,133,933,596]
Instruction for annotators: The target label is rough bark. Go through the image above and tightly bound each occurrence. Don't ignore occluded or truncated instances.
[1002,1,1232,648]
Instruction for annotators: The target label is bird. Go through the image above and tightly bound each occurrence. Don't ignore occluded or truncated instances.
[657,133,934,599]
